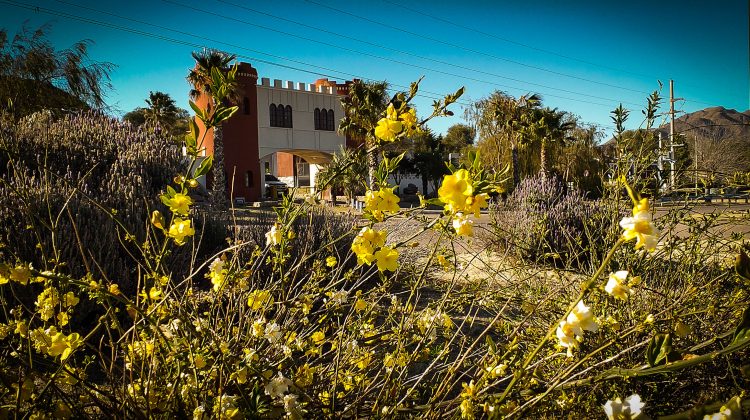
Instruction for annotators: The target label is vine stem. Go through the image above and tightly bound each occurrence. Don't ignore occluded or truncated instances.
[497,237,625,405]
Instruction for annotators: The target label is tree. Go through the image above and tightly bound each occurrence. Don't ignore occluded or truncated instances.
[442,123,475,153]
[123,91,189,136]
[315,146,367,204]
[533,108,576,176]
[338,79,389,188]
[411,129,449,196]
[467,91,541,188]
[186,49,240,208]
[0,23,113,117]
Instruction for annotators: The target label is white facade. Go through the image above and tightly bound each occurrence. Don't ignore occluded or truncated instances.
[256,78,345,162]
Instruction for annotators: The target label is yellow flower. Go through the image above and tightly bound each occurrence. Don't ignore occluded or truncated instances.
[620,199,658,252]
[235,366,248,384]
[148,287,163,301]
[150,210,165,230]
[57,312,69,327]
[15,320,28,337]
[266,224,283,247]
[364,190,379,212]
[452,213,474,237]
[311,330,325,345]
[247,289,273,311]
[168,218,195,245]
[354,298,367,312]
[400,107,418,131]
[194,353,207,369]
[326,256,337,267]
[165,192,192,216]
[374,246,399,272]
[377,188,401,213]
[374,117,403,142]
[10,264,32,285]
[109,284,121,296]
[439,169,474,214]
[567,300,599,333]
[556,320,581,357]
[63,292,79,308]
[605,271,633,300]
[465,193,488,218]
[603,394,646,420]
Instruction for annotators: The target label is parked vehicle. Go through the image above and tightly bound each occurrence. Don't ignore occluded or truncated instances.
[264,174,289,198]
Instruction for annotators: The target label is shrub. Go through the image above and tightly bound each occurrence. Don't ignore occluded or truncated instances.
[0,111,182,291]
[490,174,623,269]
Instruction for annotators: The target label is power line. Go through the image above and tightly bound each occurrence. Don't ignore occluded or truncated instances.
[380,0,673,85]
[160,0,641,108]
[303,0,655,96]
[15,0,464,107]
[3,0,624,133]
[305,0,717,108]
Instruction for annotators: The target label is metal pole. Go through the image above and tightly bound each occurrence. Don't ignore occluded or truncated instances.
[670,80,676,190]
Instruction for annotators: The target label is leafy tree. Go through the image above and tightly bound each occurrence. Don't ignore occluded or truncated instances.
[186,49,240,208]
[442,123,475,153]
[530,107,576,176]
[316,146,367,204]
[467,90,542,188]
[123,91,189,136]
[411,129,449,196]
[338,79,389,188]
[0,23,113,117]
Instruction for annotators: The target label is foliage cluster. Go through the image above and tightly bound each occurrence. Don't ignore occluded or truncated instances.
[0,110,182,290]
[490,175,622,268]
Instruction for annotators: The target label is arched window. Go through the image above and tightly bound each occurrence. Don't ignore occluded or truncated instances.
[245,170,253,188]
[327,109,335,131]
[243,97,250,115]
[314,108,320,130]
[285,105,293,128]
[269,104,277,126]
[318,108,327,131]
[277,104,285,127]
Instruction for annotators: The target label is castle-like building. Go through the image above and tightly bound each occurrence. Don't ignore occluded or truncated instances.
[194,62,353,202]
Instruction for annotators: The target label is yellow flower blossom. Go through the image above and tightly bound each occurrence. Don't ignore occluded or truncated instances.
[194,353,207,369]
[401,107,418,131]
[168,218,195,245]
[439,169,474,212]
[10,264,32,285]
[605,271,633,300]
[326,256,337,267]
[150,210,165,230]
[603,394,646,420]
[109,284,121,296]
[374,246,399,272]
[354,298,367,312]
[620,199,658,252]
[377,188,400,213]
[164,192,192,216]
[63,291,79,308]
[452,213,474,237]
[374,118,402,142]
[247,289,273,311]
[266,224,283,247]
[311,330,325,345]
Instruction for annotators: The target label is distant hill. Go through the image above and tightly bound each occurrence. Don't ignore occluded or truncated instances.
[655,106,750,142]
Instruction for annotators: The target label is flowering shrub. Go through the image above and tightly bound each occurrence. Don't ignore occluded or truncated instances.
[0,66,748,419]
[490,174,622,268]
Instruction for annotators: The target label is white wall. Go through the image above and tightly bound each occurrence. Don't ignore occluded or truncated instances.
[256,79,346,158]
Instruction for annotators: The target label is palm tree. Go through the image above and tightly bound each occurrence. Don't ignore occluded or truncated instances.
[338,80,389,189]
[532,108,576,176]
[186,49,240,208]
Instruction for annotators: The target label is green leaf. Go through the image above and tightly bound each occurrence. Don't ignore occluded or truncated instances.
[733,306,750,344]
[189,117,200,141]
[486,335,497,354]
[189,101,206,122]
[735,249,750,282]
[212,106,238,126]
[646,333,680,367]
[194,155,213,179]
[166,185,177,197]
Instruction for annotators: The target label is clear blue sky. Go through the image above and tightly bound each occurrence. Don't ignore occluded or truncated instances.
[1,0,748,139]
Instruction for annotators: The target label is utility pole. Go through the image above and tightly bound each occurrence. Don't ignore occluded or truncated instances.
[668,80,684,190]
